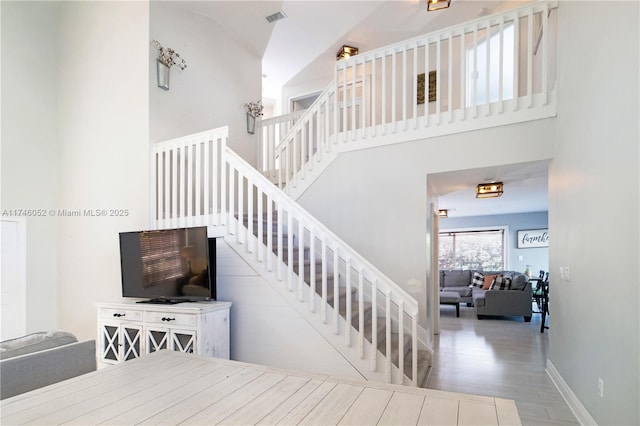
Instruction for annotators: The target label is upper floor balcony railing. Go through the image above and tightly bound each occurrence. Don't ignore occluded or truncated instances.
[258,1,558,196]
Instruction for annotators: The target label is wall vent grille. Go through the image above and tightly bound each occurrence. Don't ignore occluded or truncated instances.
[265,11,286,23]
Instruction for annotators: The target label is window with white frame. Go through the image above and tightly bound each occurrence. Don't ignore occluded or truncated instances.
[466,23,515,107]
[439,229,506,271]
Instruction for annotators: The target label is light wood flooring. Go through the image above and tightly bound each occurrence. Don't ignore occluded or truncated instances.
[1,350,520,425]
[428,304,579,426]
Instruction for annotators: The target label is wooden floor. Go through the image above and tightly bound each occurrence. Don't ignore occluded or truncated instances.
[1,350,521,425]
[429,304,579,426]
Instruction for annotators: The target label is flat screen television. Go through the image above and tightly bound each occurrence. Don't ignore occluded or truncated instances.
[119,226,216,304]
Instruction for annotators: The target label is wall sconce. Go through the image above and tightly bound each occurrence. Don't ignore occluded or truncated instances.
[337,45,359,61]
[476,182,504,198]
[427,0,451,11]
[438,209,449,218]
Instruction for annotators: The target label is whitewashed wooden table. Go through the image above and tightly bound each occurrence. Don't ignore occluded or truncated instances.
[1,350,521,425]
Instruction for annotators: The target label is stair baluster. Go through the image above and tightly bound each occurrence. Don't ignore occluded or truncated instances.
[258,1,558,200]
[155,107,442,387]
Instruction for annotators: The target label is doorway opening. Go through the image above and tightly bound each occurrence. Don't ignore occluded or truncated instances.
[290,91,321,113]
[427,160,550,330]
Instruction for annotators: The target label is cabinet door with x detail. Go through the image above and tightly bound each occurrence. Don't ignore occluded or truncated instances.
[99,322,143,365]
[145,326,196,354]
[170,329,196,354]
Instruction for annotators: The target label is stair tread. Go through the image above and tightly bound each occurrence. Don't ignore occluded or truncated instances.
[238,213,433,387]
[405,349,432,388]
[338,300,372,327]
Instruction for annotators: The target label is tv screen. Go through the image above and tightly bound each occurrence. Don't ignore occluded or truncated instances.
[119,226,216,304]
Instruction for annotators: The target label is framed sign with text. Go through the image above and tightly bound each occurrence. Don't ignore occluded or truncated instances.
[517,229,549,248]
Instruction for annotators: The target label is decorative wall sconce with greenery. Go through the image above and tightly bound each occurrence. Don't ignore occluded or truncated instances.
[245,100,263,134]
[152,40,187,90]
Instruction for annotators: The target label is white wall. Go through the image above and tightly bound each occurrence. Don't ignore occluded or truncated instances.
[549,2,639,424]
[1,1,60,332]
[2,0,265,341]
[150,2,261,166]
[282,75,331,114]
[215,240,364,379]
[56,1,150,340]
[297,118,555,327]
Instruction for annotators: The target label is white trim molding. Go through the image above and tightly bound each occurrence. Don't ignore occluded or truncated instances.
[546,359,598,426]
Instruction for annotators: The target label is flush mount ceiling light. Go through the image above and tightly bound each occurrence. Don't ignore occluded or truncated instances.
[438,209,449,218]
[427,0,451,12]
[336,45,359,61]
[476,182,504,198]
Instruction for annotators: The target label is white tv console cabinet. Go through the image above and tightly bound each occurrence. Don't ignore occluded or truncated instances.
[96,300,231,369]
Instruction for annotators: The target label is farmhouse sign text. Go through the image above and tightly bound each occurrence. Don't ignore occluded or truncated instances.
[517,229,549,248]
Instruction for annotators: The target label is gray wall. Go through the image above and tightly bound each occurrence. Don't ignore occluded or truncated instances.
[549,2,639,424]
[440,211,549,275]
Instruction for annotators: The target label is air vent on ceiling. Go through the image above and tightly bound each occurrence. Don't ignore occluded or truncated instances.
[265,10,287,23]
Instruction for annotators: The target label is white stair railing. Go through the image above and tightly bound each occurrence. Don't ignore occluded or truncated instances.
[268,1,558,197]
[257,110,307,182]
[152,128,227,231]
[153,126,421,386]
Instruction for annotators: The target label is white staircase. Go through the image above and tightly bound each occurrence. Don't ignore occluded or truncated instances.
[258,1,558,199]
[152,127,428,386]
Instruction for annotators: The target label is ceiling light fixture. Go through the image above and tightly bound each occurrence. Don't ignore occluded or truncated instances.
[427,0,451,12]
[476,182,504,198]
[336,45,359,61]
[438,209,449,218]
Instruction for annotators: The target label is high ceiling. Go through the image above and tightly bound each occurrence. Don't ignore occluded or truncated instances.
[171,0,547,218]
[173,0,521,99]
[263,0,517,98]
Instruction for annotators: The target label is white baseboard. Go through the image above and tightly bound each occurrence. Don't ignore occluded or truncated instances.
[546,359,597,426]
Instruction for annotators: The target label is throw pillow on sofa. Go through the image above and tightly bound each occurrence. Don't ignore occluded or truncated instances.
[482,274,500,289]
[509,273,529,291]
[470,272,484,288]
[490,275,512,290]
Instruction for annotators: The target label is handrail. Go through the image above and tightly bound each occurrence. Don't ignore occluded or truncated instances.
[226,146,419,384]
[275,84,334,151]
[337,1,557,65]
[261,1,558,197]
[153,127,228,231]
[226,148,419,315]
[153,125,421,385]
[257,109,307,179]
[259,109,307,129]
[274,84,337,190]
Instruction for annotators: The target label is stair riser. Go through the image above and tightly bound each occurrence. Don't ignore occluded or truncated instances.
[243,215,428,386]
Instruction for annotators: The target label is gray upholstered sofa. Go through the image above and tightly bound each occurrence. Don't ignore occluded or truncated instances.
[439,270,475,304]
[440,270,533,321]
[0,331,96,400]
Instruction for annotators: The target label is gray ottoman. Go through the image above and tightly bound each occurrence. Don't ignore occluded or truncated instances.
[440,291,461,317]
